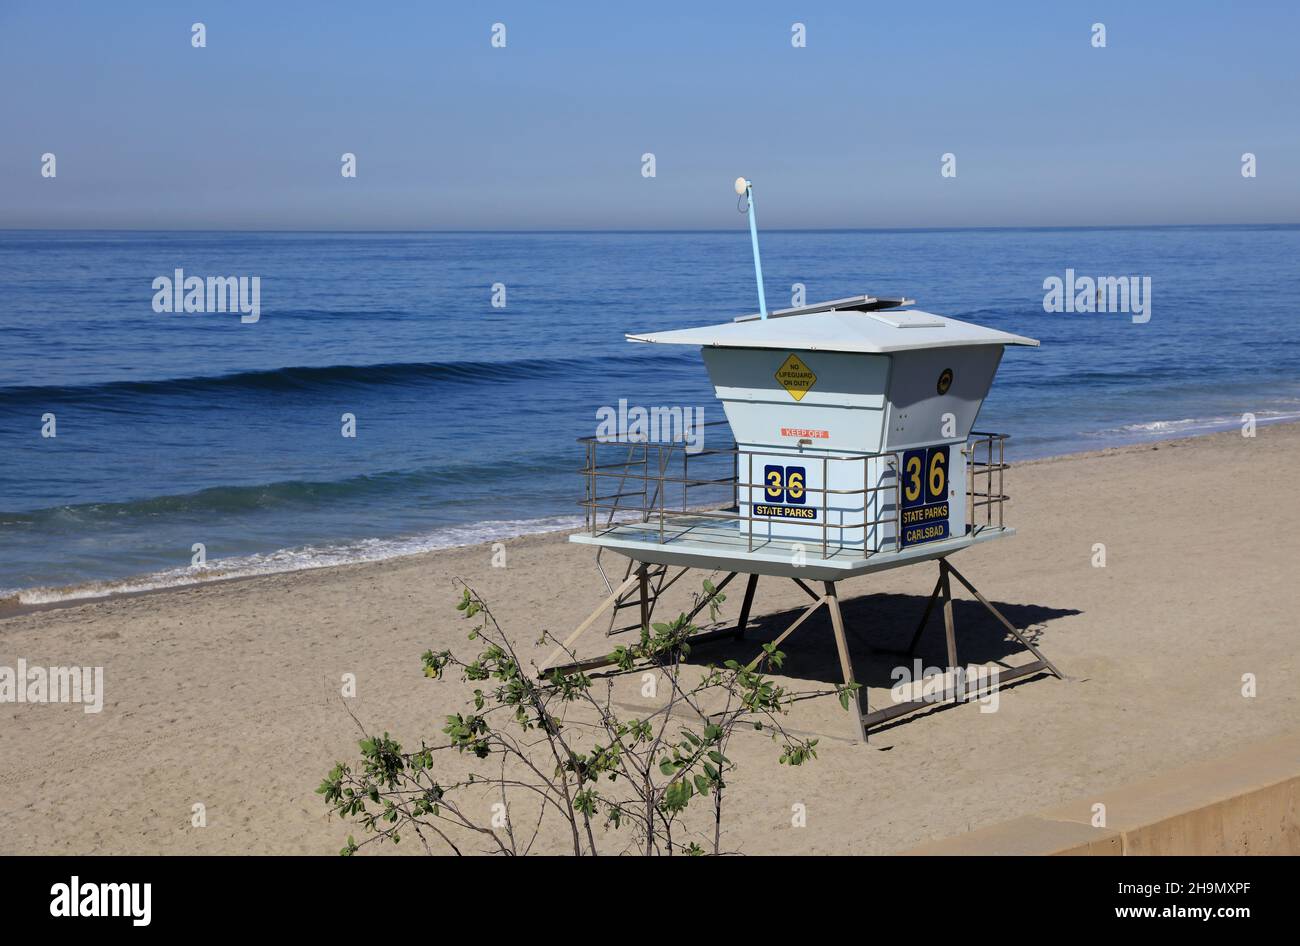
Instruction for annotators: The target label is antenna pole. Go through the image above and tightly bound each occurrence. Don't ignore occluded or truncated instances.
[736,178,768,319]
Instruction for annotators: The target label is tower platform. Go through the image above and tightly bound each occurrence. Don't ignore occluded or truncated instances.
[570,515,1015,582]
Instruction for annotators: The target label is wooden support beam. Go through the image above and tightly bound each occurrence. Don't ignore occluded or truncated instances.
[744,593,826,671]
[638,566,651,635]
[824,581,867,743]
[790,576,820,602]
[940,559,959,671]
[679,571,737,626]
[539,569,642,673]
[943,561,1064,679]
[735,574,759,640]
[862,659,1050,727]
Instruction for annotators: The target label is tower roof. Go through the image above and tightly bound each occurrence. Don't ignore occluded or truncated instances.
[627,307,1039,355]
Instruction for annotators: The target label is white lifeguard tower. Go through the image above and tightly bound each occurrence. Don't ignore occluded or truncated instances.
[542,181,1062,742]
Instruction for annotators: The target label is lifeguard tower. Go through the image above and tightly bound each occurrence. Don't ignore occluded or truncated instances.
[542,180,1062,742]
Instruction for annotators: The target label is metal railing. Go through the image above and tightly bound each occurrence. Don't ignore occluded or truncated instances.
[966,431,1009,535]
[579,424,1010,559]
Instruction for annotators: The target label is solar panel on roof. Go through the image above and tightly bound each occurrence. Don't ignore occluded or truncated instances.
[733,294,915,323]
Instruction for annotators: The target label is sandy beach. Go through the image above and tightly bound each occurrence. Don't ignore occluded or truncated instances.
[1,423,1297,856]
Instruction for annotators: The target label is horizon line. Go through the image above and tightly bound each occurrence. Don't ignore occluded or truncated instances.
[1,222,1298,235]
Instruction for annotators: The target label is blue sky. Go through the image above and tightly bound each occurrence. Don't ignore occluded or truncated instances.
[1,1,1297,229]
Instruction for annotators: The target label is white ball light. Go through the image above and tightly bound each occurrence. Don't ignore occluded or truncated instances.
[734,177,749,196]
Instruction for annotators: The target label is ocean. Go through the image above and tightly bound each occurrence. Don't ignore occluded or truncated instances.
[2,226,1298,601]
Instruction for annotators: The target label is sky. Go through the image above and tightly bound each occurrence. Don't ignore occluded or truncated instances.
[1,1,1297,230]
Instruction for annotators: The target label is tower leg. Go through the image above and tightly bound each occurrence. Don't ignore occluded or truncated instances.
[943,560,1064,680]
[734,574,759,640]
[940,559,959,671]
[638,565,651,635]
[823,581,867,743]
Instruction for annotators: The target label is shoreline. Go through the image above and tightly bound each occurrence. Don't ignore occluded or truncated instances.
[3,419,1290,621]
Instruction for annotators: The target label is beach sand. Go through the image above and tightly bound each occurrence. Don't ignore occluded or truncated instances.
[2,423,1297,855]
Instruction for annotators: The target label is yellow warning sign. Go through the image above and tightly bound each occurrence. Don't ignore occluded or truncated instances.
[775,353,817,402]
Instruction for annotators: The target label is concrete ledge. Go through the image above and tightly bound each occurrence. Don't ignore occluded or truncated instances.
[902,731,1300,855]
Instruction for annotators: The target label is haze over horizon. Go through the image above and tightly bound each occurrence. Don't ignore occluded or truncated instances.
[3,1,1297,230]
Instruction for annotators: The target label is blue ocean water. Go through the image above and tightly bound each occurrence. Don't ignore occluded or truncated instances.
[1,227,1298,599]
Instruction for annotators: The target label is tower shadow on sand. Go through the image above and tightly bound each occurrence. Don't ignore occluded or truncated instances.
[682,589,1080,694]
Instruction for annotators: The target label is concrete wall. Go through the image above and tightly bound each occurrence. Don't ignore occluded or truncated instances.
[901,732,1300,855]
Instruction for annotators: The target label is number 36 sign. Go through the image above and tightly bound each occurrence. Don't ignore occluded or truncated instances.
[900,446,950,547]
[755,464,817,520]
